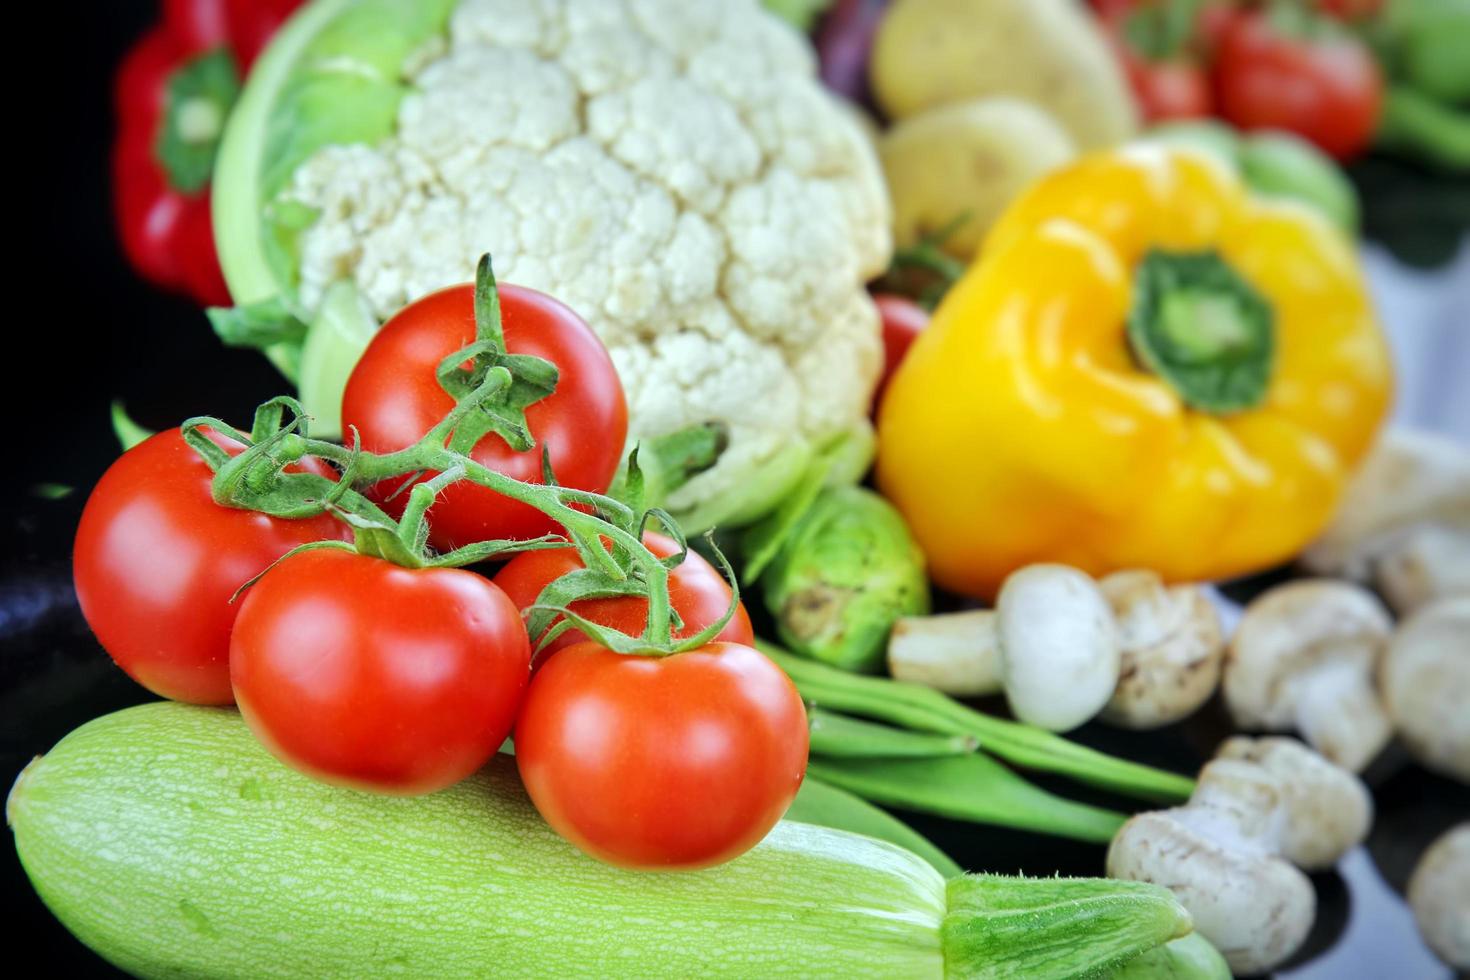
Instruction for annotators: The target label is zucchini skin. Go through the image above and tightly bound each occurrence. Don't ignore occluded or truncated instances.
[9,704,945,979]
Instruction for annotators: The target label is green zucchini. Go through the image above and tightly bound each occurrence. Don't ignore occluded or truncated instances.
[8,704,1190,978]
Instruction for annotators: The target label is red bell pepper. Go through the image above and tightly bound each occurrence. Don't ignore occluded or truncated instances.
[113,0,301,307]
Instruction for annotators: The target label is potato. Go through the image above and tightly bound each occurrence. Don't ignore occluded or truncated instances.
[879,97,1076,259]
[871,0,1137,150]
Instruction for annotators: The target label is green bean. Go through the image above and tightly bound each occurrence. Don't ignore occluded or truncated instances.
[808,754,1127,844]
[762,641,1194,802]
[808,707,977,759]
[786,777,963,879]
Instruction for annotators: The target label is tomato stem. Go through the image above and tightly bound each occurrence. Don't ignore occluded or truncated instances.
[177,255,718,656]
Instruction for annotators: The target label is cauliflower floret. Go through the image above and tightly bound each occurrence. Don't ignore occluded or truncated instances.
[285,0,891,526]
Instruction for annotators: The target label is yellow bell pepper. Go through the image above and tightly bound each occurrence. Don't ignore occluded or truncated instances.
[876,146,1393,600]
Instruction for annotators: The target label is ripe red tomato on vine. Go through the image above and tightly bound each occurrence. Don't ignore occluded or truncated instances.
[515,640,810,870]
[230,548,532,795]
[72,427,348,704]
[341,281,628,550]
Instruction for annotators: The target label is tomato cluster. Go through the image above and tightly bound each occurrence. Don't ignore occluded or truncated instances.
[72,274,807,870]
[1092,0,1384,160]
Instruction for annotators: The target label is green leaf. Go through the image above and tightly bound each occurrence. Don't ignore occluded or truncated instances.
[207,297,310,350]
[111,402,154,452]
[31,483,74,500]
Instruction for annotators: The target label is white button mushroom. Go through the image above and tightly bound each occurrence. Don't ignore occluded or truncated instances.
[1097,571,1225,730]
[1107,758,1315,976]
[1213,736,1373,871]
[1302,428,1470,616]
[1408,824,1470,970]
[1380,596,1470,784]
[1107,737,1371,975]
[996,564,1120,732]
[886,564,1120,731]
[1222,580,1394,772]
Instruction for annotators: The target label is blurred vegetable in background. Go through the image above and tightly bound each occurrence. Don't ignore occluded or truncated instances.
[878,147,1393,599]
[879,98,1077,261]
[873,294,929,407]
[1370,0,1470,172]
[1146,119,1362,231]
[1212,3,1383,160]
[1093,0,1215,122]
[759,486,928,672]
[113,0,300,306]
[871,0,1139,150]
[812,0,889,103]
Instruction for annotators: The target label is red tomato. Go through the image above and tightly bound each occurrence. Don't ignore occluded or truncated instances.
[230,548,531,794]
[1315,0,1383,22]
[341,283,628,550]
[1117,48,1213,122]
[494,532,754,665]
[72,428,347,705]
[516,641,809,870]
[1214,9,1383,160]
[874,293,929,411]
[1092,1,1215,122]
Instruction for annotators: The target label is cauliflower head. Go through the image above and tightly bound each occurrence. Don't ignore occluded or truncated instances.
[215,0,891,530]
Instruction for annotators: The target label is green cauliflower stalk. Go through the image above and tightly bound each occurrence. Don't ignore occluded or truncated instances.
[761,485,929,672]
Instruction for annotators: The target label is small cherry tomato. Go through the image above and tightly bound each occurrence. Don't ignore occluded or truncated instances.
[516,641,809,870]
[1119,51,1213,122]
[1214,8,1383,160]
[341,282,628,550]
[873,293,929,411]
[230,548,531,795]
[72,428,347,704]
[493,531,753,666]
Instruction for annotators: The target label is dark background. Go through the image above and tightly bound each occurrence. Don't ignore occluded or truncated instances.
[4,3,1467,978]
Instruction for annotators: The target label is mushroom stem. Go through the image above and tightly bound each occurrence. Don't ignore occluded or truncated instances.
[1287,656,1393,774]
[886,609,1002,696]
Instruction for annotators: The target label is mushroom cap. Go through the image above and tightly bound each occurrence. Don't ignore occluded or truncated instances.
[1407,824,1470,970]
[1381,596,1470,784]
[1099,571,1224,730]
[1375,523,1470,616]
[996,564,1119,732]
[1215,736,1372,870]
[1302,429,1470,577]
[1107,809,1315,975]
[1223,579,1392,729]
[1303,429,1470,615]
